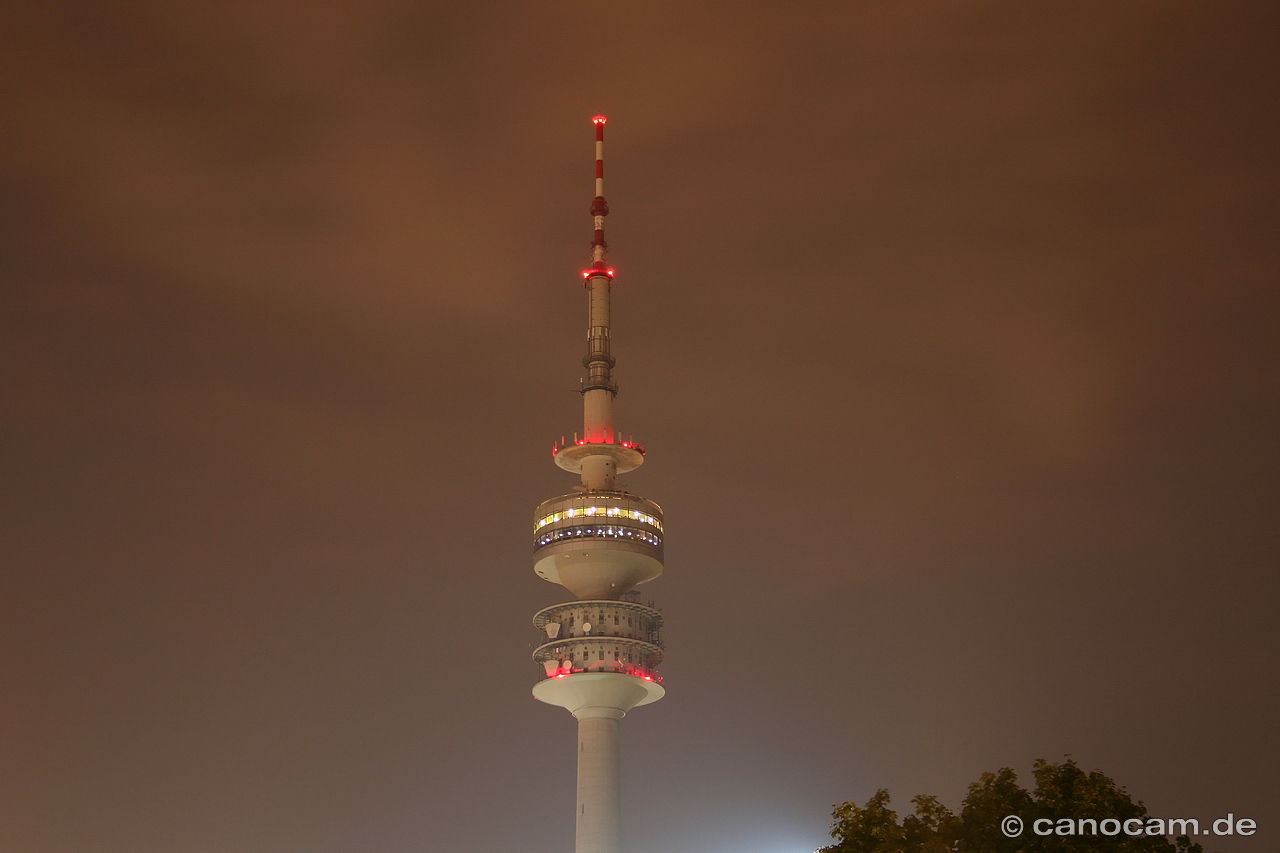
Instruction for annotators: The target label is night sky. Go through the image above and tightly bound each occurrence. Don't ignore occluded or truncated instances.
[3,2,1277,852]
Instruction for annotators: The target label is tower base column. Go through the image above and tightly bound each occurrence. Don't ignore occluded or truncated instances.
[574,707,623,853]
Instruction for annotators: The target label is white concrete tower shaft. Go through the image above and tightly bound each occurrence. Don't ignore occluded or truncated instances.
[531,116,666,853]
[576,710,622,853]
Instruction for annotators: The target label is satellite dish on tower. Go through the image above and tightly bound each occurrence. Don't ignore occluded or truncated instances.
[582,622,592,634]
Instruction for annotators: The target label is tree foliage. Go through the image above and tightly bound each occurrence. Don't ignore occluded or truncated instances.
[821,759,1208,853]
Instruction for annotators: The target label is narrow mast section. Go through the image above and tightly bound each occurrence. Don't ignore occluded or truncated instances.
[583,116,615,448]
[554,114,644,492]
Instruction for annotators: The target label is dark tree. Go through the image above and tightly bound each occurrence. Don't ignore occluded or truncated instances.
[821,759,1207,853]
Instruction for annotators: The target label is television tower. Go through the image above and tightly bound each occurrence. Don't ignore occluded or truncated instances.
[530,115,666,853]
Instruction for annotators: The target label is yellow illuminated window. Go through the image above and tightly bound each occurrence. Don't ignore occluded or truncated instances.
[536,505,663,533]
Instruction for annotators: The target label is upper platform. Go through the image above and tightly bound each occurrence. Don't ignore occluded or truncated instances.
[552,436,645,475]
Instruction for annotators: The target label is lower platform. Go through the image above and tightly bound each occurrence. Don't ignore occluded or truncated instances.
[532,671,665,718]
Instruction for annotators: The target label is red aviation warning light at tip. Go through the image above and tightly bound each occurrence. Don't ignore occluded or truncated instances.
[585,115,612,279]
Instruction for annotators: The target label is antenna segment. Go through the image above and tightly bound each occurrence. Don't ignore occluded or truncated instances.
[556,115,640,491]
[591,114,608,271]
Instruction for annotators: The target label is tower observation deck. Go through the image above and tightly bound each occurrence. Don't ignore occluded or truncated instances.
[530,116,665,853]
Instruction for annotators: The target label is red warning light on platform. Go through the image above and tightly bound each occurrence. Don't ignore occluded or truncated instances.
[592,115,607,125]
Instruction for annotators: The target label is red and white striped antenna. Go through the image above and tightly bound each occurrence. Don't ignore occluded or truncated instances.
[588,115,612,277]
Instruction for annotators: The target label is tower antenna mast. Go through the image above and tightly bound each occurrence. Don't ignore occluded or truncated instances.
[579,115,620,481]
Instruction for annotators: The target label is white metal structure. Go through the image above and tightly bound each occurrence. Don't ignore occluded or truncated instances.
[531,116,666,853]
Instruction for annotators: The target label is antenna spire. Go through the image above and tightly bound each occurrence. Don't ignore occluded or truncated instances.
[580,115,618,478]
[590,115,609,271]
[550,116,644,491]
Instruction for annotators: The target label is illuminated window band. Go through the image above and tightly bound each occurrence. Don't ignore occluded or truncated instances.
[535,524,661,549]
[534,505,663,533]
